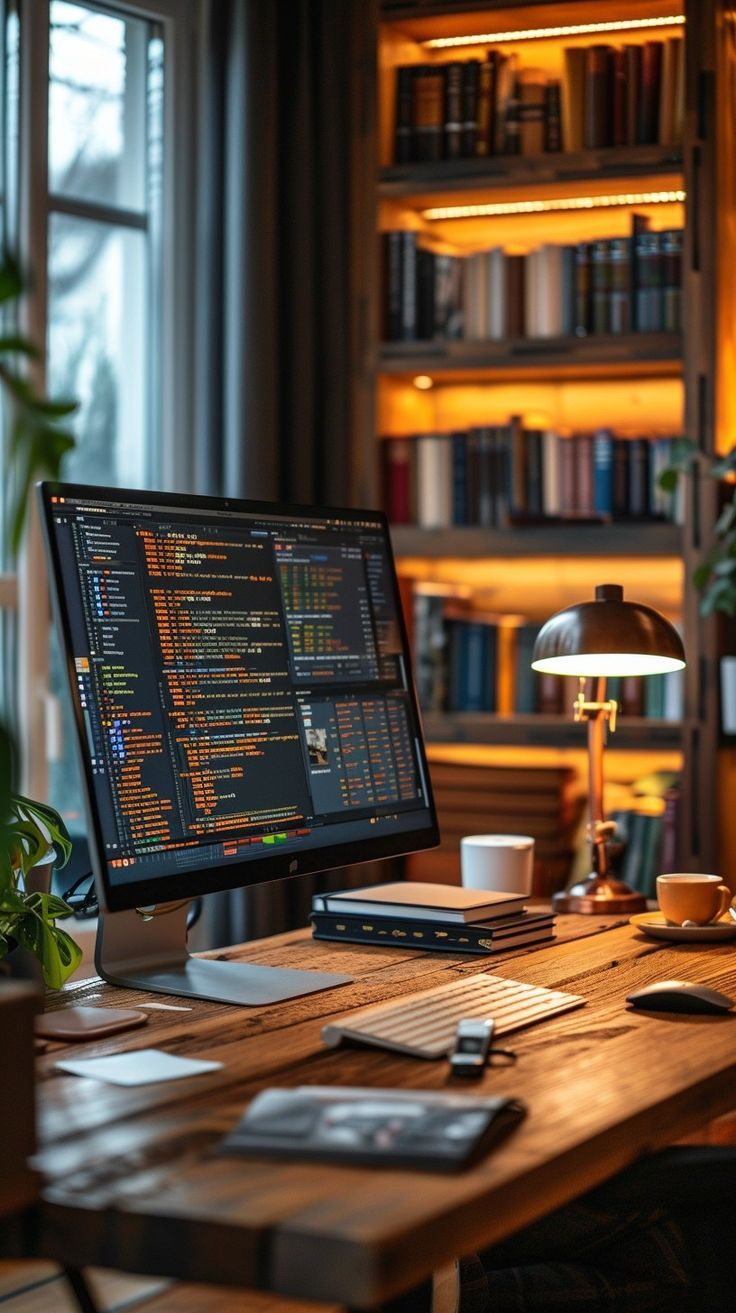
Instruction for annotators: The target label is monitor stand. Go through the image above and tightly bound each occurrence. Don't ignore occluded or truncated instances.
[95,904,353,1005]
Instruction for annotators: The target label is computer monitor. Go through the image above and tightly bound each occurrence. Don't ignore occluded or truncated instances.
[39,483,439,1005]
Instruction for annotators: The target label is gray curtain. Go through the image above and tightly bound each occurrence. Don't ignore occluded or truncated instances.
[191,0,387,947]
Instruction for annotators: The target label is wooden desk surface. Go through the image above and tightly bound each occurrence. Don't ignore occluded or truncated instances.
[34,917,736,1307]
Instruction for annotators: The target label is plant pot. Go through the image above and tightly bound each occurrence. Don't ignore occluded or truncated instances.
[0,940,45,987]
[24,847,56,895]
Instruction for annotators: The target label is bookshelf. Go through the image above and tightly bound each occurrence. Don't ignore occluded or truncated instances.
[348,0,735,880]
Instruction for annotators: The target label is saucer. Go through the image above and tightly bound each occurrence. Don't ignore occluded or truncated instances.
[630,912,736,943]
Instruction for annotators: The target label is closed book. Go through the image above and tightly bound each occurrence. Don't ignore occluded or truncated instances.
[518,67,546,155]
[658,37,678,146]
[628,437,651,515]
[310,908,555,955]
[542,429,562,516]
[487,247,507,339]
[638,41,663,145]
[493,426,512,527]
[536,245,563,337]
[508,414,527,516]
[524,249,539,338]
[584,45,613,149]
[464,620,496,712]
[621,675,645,716]
[591,239,611,334]
[608,238,632,334]
[650,436,672,519]
[624,45,642,146]
[661,229,682,332]
[504,62,521,155]
[613,438,630,517]
[673,38,685,145]
[526,429,544,516]
[447,619,468,711]
[461,60,480,156]
[494,54,516,154]
[473,426,496,528]
[573,433,594,515]
[383,439,413,524]
[399,229,418,340]
[451,430,469,525]
[560,245,576,334]
[394,66,414,163]
[412,65,445,161]
[645,673,666,719]
[593,429,614,515]
[562,47,585,151]
[444,61,463,159]
[506,255,525,337]
[574,242,592,335]
[381,231,403,341]
[544,79,562,152]
[560,435,576,512]
[635,228,662,331]
[514,624,540,713]
[621,811,663,898]
[413,592,447,710]
[612,48,627,146]
[416,434,452,527]
[475,57,495,156]
[316,881,528,924]
[416,246,435,340]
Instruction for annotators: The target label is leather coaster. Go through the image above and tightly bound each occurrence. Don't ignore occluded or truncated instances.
[35,1006,149,1041]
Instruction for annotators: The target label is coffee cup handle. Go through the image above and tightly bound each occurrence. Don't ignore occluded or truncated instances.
[716,885,733,920]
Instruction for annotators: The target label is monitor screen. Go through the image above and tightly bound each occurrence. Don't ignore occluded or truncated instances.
[40,484,438,913]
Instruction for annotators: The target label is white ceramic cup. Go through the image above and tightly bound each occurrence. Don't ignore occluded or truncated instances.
[460,834,535,896]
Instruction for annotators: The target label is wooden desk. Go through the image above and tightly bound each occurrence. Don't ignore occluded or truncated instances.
[34,917,736,1308]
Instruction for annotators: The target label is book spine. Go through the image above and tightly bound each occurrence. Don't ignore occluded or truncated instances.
[394,66,414,163]
[574,433,594,515]
[506,254,526,337]
[613,438,630,517]
[475,426,496,529]
[624,45,642,147]
[508,414,527,516]
[584,45,612,149]
[383,439,413,524]
[562,47,585,152]
[444,61,463,160]
[639,41,663,145]
[451,431,468,526]
[574,242,592,335]
[434,254,464,339]
[310,911,554,954]
[475,58,494,156]
[608,237,632,334]
[416,246,435,340]
[399,231,418,340]
[612,48,627,146]
[544,80,562,152]
[412,65,445,162]
[526,429,544,516]
[591,239,611,334]
[518,69,547,156]
[461,61,480,156]
[627,437,651,515]
[661,228,682,332]
[593,429,614,515]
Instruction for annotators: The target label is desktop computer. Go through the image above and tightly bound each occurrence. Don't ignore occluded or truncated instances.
[39,484,438,1005]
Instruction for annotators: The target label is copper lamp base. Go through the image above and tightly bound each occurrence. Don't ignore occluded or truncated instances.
[553,875,647,915]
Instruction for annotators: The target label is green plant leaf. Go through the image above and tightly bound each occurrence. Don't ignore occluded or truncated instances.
[0,254,24,305]
[713,499,736,537]
[25,890,76,920]
[0,334,39,359]
[713,557,736,575]
[658,468,680,492]
[11,792,72,867]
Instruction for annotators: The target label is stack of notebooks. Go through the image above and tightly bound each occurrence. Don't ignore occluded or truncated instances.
[310,881,555,956]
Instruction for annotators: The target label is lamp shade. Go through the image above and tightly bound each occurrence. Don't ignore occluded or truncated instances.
[531,584,686,678]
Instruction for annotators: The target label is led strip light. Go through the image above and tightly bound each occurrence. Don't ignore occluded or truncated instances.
[422,189,686,221]
[423,16,685,50]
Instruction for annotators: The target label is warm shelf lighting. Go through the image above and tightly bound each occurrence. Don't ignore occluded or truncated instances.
[422,189,685,221]
[423,16,684,50]
[413,374,434,390]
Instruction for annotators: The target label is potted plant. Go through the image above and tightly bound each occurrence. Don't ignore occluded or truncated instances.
[0,794,82,986]
[0,251,81,987]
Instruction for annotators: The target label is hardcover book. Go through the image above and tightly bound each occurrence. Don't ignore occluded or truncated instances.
[316,882,527,924]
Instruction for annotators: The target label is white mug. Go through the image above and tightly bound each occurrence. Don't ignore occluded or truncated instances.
[460,834,534,896]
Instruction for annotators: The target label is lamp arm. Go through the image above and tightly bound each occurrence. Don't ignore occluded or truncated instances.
[587,676,611,877]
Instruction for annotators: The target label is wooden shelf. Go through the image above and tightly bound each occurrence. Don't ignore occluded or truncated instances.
[422,711,682,749]
[391,522,682,558]
[379,145,684,199]
[378,331,682,381]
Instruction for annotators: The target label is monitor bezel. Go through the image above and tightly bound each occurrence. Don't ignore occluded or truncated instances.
[39,481,439,913]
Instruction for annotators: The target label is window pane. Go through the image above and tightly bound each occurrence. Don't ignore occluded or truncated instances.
[48,213,148,488]
[49,1,147,211]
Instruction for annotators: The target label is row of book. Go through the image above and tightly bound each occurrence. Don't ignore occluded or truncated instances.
[382,220,682,342]
[413,596,685,722]
[382,427,685,528]
[391,38,683,165]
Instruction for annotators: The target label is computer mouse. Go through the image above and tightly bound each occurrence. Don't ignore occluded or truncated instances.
[626,980,735,1015]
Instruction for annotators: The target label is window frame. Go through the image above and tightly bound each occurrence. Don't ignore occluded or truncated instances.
[3,0,198,800]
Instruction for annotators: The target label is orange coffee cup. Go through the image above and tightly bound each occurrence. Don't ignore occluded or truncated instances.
[656,873,733,927]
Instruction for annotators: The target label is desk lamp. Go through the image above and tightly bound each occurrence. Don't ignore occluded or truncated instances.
[531,584,686,915]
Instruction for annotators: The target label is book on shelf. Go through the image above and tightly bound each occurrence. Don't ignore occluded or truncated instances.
[382,424,685,529]
[314,881,527,924]
[388,37,683,164]
[310,908,556,955]
[381,218,683,345]
[409,595,685,725]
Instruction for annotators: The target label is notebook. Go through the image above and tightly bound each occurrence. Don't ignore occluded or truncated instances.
[316,882,526,924]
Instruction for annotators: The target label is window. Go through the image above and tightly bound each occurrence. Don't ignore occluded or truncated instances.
[0,0,195,816]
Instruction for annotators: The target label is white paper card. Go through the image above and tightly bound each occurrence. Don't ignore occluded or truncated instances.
[55,1048,223,1086]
